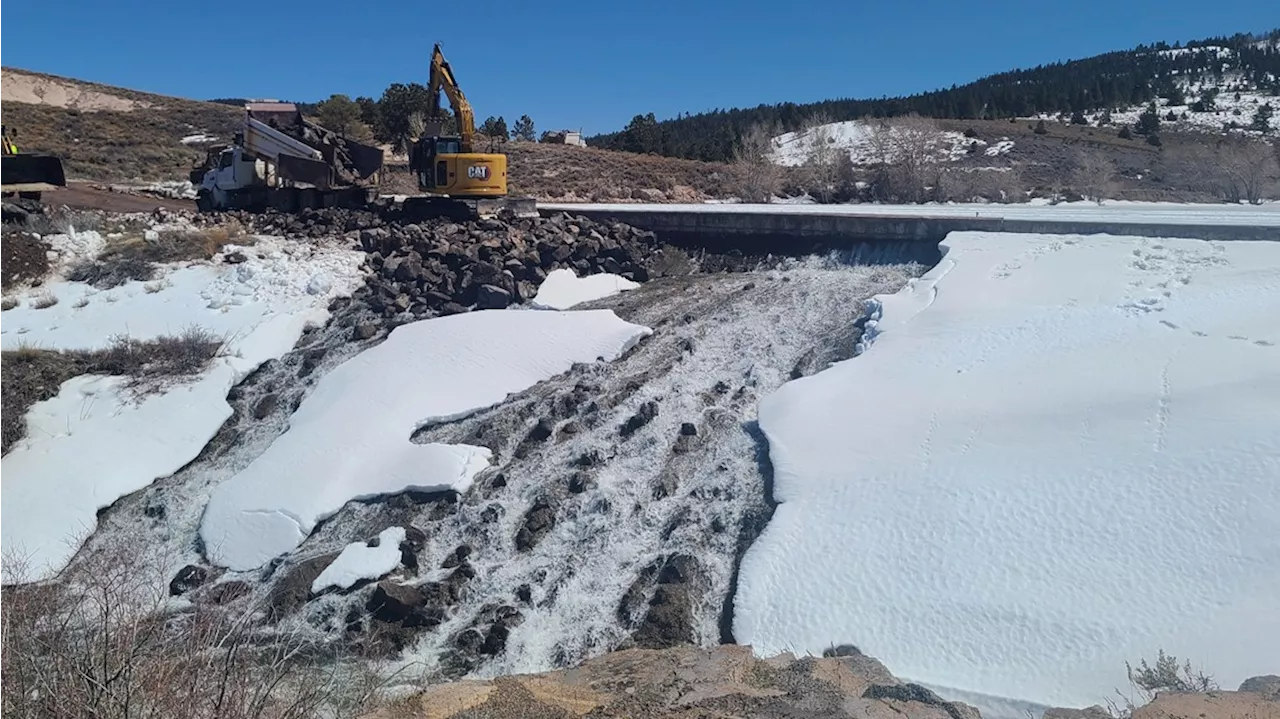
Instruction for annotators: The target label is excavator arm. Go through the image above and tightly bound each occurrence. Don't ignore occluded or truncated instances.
[427,44,476,152]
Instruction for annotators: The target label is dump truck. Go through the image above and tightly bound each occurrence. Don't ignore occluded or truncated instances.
[404,44,536,220]
[2,125,67,201]
[193,103,384,212]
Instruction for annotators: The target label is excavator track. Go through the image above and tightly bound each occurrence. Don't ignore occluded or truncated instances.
[401,195,537,222]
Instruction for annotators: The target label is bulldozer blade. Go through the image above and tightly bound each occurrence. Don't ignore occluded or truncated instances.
[1,154,67,190]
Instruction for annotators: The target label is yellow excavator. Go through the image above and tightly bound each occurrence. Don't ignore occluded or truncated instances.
[406,44,535,219]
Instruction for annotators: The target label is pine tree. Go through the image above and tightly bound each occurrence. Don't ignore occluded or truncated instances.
[479,116,509,139]
[355,96,379,128]
[1135,102,1161,135]
[1034,119,1049,135]
[1118,125,1133,139]
[1071,110,1088,124]
[376,83,433,147]
[621,113,661,153]
[315,94,367,138]
[511,115,536,142]
[1251,103,1274,133]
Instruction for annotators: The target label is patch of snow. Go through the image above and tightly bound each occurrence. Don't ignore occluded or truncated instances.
[985,138,1015,156]
[771,119,974,167]
[200,309,652,571]
[181,133,218,145]
[531,269,640,310]
[2,237,365,348]
[734,231,1280,710]
[42,227,106,269]
[311,527,407,593]
[0,237,366,582]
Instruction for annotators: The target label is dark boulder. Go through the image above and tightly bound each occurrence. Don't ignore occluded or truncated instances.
[476,284,511,310]
[169,565,211,596]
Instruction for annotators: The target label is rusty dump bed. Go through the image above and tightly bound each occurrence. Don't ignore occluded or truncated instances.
[1,154,67,191]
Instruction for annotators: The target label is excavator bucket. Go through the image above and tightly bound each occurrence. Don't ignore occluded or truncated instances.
[1,153,67,192]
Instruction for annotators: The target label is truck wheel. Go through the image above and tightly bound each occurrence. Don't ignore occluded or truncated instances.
[18,191,42,201]
[195,189,214,212]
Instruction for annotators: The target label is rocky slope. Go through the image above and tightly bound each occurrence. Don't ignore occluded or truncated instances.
[9,203,923,687]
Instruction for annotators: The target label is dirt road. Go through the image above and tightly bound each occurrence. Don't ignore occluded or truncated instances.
[42,182,194,214]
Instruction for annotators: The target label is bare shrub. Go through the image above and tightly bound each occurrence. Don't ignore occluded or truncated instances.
[802,112,841,203]
[1106,650,1217,718]
[30,292,59,309]
[732,123,781,203]
[1166,138,1280,204]
[21,207,104,237]
[1,296,19,311]
[67,224,245,289]
[940,167,1027,203]
[1072,148,1118,204]
[1219,137,1279,204]
[866,115,946,203]
[68,252,156,288]
[1,549,380,719]
[1,326,224,454]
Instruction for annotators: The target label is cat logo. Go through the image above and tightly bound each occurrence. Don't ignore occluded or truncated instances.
[466,164,491,181]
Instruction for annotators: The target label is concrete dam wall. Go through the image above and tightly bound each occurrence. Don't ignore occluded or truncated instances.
[539,205,1280,265]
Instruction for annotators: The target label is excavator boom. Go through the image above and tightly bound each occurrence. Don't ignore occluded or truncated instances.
[427,44,476,153]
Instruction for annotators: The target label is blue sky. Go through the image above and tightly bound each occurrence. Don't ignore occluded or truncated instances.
[3,1,1273,135]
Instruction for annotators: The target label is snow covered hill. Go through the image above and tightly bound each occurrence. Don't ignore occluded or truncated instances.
[770,119,1004,168]
[1026,42,1280,135]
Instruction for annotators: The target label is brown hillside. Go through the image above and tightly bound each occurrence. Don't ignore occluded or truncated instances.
[2,67,240,182]
[379,141,750,203]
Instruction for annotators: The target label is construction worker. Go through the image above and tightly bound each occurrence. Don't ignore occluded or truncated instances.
[1,126,17,155]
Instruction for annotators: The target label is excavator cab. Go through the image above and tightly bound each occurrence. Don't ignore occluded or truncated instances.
[410,135,507,197]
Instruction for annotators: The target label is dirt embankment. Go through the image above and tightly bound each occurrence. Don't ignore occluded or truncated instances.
[1,68,149,111]
[378,141,747,203]
[2,68,240,182]
[370,644,982,719]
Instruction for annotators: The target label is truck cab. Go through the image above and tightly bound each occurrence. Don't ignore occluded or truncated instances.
[196,146,263,211]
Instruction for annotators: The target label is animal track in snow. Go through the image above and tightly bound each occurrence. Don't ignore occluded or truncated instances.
[991,236,1078,280]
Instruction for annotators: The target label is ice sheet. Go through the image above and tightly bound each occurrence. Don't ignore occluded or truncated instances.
[531,269,640,310]
[734,231,1280,709]
[312,527,407,593]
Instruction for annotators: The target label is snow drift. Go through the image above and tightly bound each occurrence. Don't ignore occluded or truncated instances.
[531,269,640,310]
[1,240,364,582]
[734,231,1280,709]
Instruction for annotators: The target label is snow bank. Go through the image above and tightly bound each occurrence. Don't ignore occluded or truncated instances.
[735,232,1280,709]
[1,238,365,582]
[1,237,364,351]
[201,309,652,571]
[312,527,407,593]
[531,269,640,310]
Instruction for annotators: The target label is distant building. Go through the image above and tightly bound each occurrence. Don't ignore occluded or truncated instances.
[540,130,586,147]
